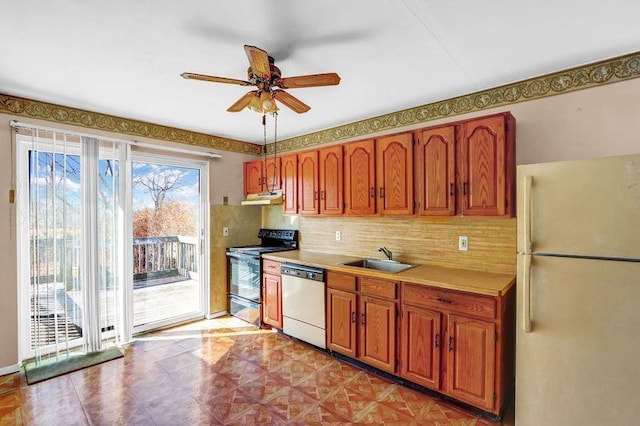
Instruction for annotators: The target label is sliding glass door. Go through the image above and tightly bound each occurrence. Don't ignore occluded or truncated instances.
[17,125,209,361]
[131,155,207,333]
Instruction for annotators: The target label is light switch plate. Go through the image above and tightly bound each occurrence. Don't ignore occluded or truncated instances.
[223,227,229,237]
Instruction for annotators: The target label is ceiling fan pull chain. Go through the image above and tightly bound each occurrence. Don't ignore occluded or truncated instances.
[269,112,278,193]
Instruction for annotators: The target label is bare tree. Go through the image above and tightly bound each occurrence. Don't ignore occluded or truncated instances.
[133,168,185,210]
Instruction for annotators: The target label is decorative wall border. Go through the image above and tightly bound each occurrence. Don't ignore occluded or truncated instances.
[2,51,639,156]
[0,93,261,155]
[269,50,640,154]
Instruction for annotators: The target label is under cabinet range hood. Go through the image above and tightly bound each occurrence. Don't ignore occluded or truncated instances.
[240,190,283,206]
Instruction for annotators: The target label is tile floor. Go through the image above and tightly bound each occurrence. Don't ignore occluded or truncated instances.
[0,316,514,425]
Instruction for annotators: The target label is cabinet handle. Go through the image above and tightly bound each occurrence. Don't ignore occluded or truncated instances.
[320,190,325,200]
[436,296,453,304]
[370,187,375,198]
[351,312,356,323]
[462,182,468,195]
[435,333,440,348]
[448,336,454,352]
[450,183,454,196]
[379,187,385,198]
[314,191,318,200]
[361,313,365,325]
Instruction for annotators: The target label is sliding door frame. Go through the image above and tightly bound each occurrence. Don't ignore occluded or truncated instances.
[130,151,210,335]
[16,131,210,362]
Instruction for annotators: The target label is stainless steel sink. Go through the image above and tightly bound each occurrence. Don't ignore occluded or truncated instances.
[340,258,418,273]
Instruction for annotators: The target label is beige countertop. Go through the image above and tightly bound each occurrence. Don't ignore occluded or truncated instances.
[263,250,515,297]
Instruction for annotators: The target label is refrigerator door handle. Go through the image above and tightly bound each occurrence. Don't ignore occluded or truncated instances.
[523,254,532,333]
[523,175,533,252]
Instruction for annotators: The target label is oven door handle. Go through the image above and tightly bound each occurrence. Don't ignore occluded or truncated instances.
[226,252,261,262]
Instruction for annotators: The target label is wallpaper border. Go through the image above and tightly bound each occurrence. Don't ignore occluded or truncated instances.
[2,50,638,156]
[0,93,261,154]
[270,51,640,153]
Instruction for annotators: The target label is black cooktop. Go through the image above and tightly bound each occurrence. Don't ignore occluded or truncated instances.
[227,229,298,257]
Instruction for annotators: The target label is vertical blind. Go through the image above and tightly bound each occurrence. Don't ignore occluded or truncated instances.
[15,123,129,362]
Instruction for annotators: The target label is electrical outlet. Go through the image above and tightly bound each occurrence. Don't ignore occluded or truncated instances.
[223,227,229,237]
[459,236,468,251]
[335,231,341,241]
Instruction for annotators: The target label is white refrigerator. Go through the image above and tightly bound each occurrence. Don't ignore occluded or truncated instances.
[516,154,640,426]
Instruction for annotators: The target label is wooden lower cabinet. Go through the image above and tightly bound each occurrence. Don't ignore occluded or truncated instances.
[326,273,514,416]
[326,288,357,358]
[262,273,282,328]
[400,305,441,390]
[399,283,514,416]
[446,314,496,411]
[359,295,396,373]
[262,260,282,329]
[326,272,398,374]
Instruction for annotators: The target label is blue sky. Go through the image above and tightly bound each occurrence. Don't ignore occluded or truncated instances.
[131,162,200,210]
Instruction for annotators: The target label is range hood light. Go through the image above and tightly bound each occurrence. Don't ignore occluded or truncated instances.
[240,190,283,206]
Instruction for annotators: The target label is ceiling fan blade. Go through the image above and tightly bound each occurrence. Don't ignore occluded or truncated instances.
[227,91,257,112]
[181,72,251,86]
[273,90,310,113]
[277,73,341,89]
[244,45,271,79]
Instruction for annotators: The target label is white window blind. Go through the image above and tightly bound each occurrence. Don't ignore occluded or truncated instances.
[15,123,129,362]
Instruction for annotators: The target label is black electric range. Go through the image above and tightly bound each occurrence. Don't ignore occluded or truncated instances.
[226,229,298,326]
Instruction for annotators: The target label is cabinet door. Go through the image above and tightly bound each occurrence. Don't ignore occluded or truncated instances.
[281,154,298,214]
[376,133,414,215]
[458,115,509,216]
[400,305,442,390]
[244,159,263,194]
[359,295,396,373]
[415,126,456,216]
[263,273,282,329]
[326,288,357,358]
[298,150,319,215]
[319,145,344,215]
[446,314,496,411]
[344,139,376,215]
[264,156,281,191]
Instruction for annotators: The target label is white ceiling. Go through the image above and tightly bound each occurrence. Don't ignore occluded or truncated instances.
[1,1,639,144]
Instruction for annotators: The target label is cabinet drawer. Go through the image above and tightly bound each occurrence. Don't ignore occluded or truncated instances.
[361,277,397,299]
[262,259,281,274]
[402,284,496,320]
[327,271,357,292]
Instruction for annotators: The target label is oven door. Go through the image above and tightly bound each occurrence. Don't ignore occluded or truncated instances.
[227,252,261,302]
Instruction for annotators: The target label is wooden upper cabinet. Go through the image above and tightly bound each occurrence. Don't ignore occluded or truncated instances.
[415,126,456,216]
[298,150,319,215]
[458,113,515,217]
[344,139,376,215]
[446,314,496,411]
[264,156,281,192]
[319,145,344,215]
[376,133,414,215]
[243,159,263,194]
[280,153,298,215]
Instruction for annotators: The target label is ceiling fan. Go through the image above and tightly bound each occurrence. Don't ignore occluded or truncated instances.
[181,45,340,114]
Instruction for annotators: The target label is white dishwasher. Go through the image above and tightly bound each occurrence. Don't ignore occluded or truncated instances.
[281,263,326,349]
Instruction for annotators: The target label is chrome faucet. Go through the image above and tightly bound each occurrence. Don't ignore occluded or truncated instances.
[378,247,393,261]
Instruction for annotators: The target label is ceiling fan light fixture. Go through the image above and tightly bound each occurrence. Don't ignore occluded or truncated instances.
[259,91,278,113]
[249,93,262,112]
